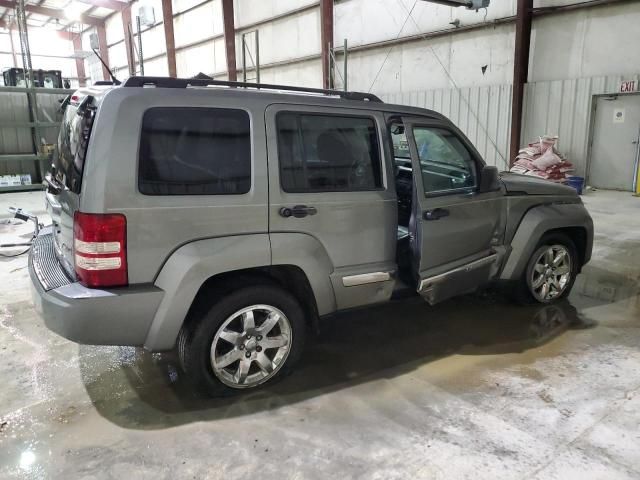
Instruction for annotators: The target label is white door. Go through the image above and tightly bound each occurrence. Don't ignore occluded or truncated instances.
[589,94,640,191]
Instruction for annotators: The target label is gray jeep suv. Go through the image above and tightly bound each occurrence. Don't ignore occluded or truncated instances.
[29,76,593,396]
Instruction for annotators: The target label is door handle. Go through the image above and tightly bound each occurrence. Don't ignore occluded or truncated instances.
[279,205,318,218]
[423,208,449,221]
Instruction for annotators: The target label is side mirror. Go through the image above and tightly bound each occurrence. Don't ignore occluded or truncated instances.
[478,165,500,193]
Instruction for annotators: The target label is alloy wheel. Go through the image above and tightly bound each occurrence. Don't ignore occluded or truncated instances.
[210,304,292,389]
[529,245,572,302]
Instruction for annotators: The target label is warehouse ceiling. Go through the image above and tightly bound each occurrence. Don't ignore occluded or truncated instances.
[0,0,129,31]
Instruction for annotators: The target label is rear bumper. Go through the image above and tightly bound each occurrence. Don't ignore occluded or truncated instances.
[29,230,164,346]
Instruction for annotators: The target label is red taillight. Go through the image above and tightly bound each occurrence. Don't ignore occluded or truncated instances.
[73,212,128,288]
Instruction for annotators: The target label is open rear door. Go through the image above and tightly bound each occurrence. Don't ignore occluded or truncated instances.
[401,117,504,304]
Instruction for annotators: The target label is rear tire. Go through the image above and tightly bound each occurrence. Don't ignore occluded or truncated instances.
[513,232,579,304]
[178,285,306,397]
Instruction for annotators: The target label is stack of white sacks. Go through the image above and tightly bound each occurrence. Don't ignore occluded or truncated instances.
[509,135,574,183]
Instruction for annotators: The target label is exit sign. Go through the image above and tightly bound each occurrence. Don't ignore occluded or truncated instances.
[620,80,638,93]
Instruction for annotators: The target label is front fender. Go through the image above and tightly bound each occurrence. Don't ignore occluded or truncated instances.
[144,234,271,351]
[499,202,593,281]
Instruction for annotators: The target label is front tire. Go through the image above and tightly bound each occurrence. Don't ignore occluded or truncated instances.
[515,233,579,304]
[178,285,306,397]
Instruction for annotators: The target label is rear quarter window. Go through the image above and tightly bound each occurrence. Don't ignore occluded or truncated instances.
[53,96,96,193]
[138,107,251,195]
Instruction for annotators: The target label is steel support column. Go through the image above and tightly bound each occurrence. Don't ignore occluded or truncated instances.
[96,23,111,81]
[320,0,333,89]
[72,35,87,86]
[509,0,532,165]
[161,0,177,77]
[221,0,237,81]
[121,6,135,76]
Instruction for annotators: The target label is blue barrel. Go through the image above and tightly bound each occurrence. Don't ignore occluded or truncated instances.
[566,175,584,195]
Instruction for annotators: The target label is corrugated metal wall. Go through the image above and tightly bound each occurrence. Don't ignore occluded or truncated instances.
[522,74,640,177]
[380,84,513,170]
[379,73,640,177]
[0,90,69,178]
[1,74,636,181]
[0,93,32,155]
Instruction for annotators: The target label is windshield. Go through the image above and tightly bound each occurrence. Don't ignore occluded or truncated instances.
[52,96,96,193]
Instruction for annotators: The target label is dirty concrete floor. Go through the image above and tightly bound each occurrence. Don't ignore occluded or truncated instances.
[0,190,639,480]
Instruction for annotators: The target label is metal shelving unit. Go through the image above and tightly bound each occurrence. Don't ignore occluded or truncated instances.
[0,0,73,194]
[0,184,45,193]
[0,86,72,194]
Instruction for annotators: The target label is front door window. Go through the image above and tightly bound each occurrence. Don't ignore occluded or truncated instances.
[412,127,477,194]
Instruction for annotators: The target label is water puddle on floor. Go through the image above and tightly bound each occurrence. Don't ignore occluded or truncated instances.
[64,257,637,432]
[67,292,608,429]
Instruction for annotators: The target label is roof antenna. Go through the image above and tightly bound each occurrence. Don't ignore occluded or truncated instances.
[89,32,121,85]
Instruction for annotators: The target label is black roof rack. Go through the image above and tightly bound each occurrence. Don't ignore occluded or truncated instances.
[121,76,383,103]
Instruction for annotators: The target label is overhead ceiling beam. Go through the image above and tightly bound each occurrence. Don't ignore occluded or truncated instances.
[161,0,177,77]
[75,0,128,12]
[0,0,104,26]
[39,1,94,29]
[24,0,48,27]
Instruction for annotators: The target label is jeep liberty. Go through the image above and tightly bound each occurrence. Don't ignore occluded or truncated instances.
[29,77,593,396]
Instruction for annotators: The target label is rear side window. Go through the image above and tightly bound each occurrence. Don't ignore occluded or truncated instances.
[138,107,251,195]
[53,96,96,193]
[276,112,382,192]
